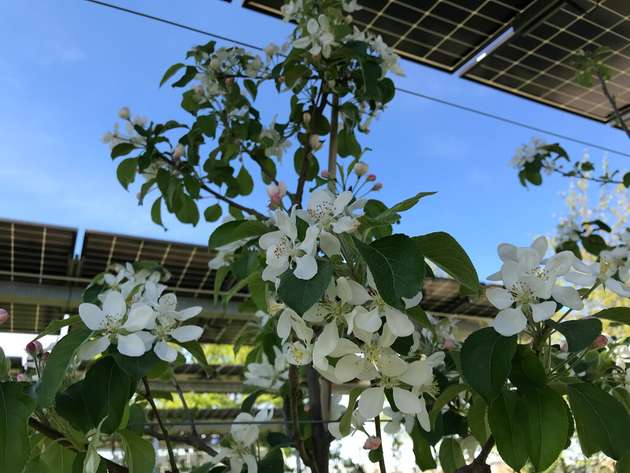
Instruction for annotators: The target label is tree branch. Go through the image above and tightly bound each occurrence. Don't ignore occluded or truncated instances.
[456,437,494,473]
[288,365,312,469]
[28,417,129,473]
[144,427,216,456]
[374,415,387,473]
[197,180,267,220]
[142,377,180,473]
[172,375,199,438]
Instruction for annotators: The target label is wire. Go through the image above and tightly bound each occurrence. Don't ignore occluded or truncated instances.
[84,0,630,159]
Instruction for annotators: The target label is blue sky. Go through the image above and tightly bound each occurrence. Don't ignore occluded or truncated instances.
[1,0,628,279]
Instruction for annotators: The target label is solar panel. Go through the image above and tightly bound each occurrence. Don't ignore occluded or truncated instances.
[464,0,630,124]
[242,0,535,71]
[0,218,77,286]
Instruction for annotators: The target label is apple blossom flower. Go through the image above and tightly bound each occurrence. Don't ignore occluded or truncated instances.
[354,162,369,176]
[264,43,280,60]
[266,181,287,207]
[284,340,313,366]
[260,118,290,161]
[343,0,361,12]
[309,134,323,150]
[510,137,547,169]
[118,106,130,120]
[245,56,263,77]
[259,208,319,282]
[277,307,313,343]
[564,251,630,297]
[78,291,156,359]
[244,347,288,391]
[172,144,185,160]
[293,15,336,58]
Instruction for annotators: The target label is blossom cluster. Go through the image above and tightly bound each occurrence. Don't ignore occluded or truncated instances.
[77,263,204,362]
[509,137,548,170]
[101,106,147,149]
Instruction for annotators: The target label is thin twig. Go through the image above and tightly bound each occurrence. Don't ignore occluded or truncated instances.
[596,69,630,140]
[142,377,180,473]
[288,365,312,468]
[144,427,216,456]
[172,375,199,438]
[374,415,387,473]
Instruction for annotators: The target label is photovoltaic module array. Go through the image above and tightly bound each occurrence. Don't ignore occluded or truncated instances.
[464,0,630,123]
[243,0,537,71]
[241,0,630,126]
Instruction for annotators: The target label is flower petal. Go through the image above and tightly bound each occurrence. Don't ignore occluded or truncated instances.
[154,340,178,362]
[319,230,341,257]
[416,398,430,431]
[314,322,339,359]
[485,287,513,310]
[355,307,382,333]
[171,325,204,342]
[122,303,155,332]
[294,254,318,280]
[552,286,583,310]
[116,333,146,357]
[384,306,414,337]
[103,291,126,319]
[492,308,527,336]
[531,300,557,322]
[399,360,432,387]
[358,386,385,419]
[259,231,281,250]
[333,191,353,215]
[176,306,202,321]
[337,277,371,305]
[393,387,422,415]
[78,303,106,331]
[335,355,364,383]
[77,336,110,360]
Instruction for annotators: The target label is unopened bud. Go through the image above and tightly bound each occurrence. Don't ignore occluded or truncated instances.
[346,14,353,23]
[303,112,311,126]
[363,436,382,450]
[367,174,376,182]
[309,134,322,150]
[372,182,383,191]
[224,77,234,87]
[26,340,43,356]
[173,144,185,160]
[0,308,8,325]
[443,338,456,351]
[592,334,608,349]
[267,181,287,207]
[354,162,369,176]
[118,107,130,120]
[321,170,329,178]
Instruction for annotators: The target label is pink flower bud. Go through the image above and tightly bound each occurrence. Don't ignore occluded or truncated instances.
[321,170,329,178]
[354,162,369,177]
[267,181,287,207]
[173,144,185,160]
[118,106,130,120]
[16,374,28,382]
[443,338,456,351]
[591,334,608,349]
[363,436,382,450]
[372,183,383,191]
[367,174,376,182]
[0,308,9,325]
[26,340,43,356]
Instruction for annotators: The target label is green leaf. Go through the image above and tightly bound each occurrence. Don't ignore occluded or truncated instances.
[567,382,630,460]
[236,167,254,196]
[461,327,517,402]
[177,341,209,373]
[120,430,155,473]
[204,204,222,222]
[151,198,163,227]
[171,65,197,88]
[0,382,36,473]
[429,384,467,428]
[439,438,465,473]
[160,62,185,86]
[112,351,164,379]
[386,192,436,215]
[258,448,283,473]
[110,142,135,159]
[241,389,265,413]
[413,232,480,293]
[197,115,218,137]
[116,158,138,190]
[35,315,81,339]
[36,328,92,407]
[339,387,363,437]
[278,259,333,315]
[267,432,292,448]
[623,172,630,189]
[82,357,136,433]
[618,455,630,473]
[175,195,199,226]
[488,391,528,471]
[337,129,361,158]
[509,345,546,388]
[467,396,490,444]
[208,220,269,249]
[39,441,78,473]
[593,307,630,325]
[354,234,424,309]
[520,386,570,471]
[549,318,602,352]
[411,422,436,469]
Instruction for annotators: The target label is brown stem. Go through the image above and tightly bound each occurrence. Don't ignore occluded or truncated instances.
[596,69,630,140]
[172,375,199,438]
[196,180,266,220]
[550,166,622,185]
[374,415,387,473]
[327,95,340,192]
[144,427,216,456]
[456,437,495,473]
[28,418,128,473]
[142,377,180,473]
[306,365,329,473]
